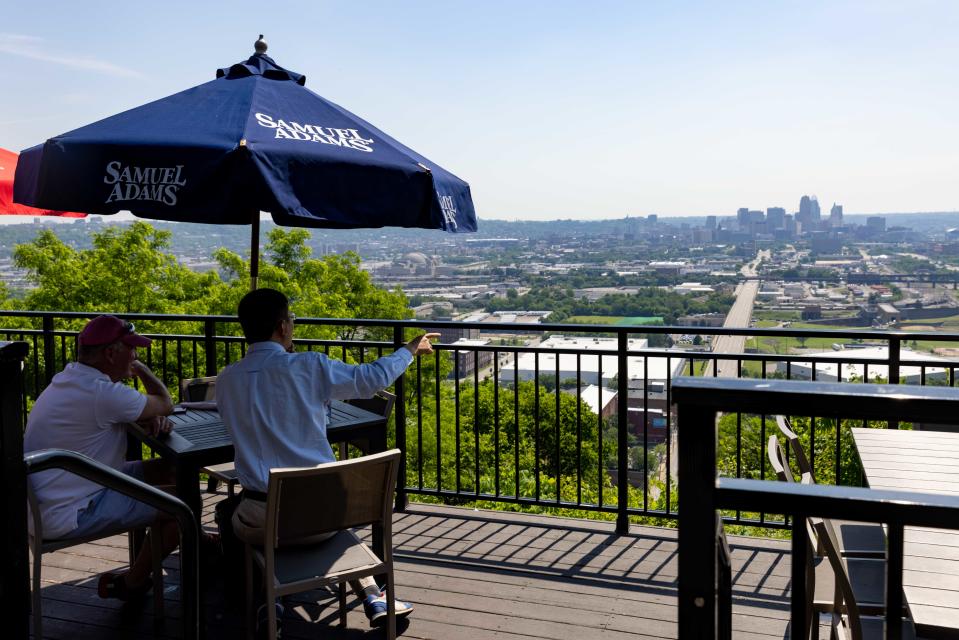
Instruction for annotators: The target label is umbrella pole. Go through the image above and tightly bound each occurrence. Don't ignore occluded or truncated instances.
[249,211,259,291]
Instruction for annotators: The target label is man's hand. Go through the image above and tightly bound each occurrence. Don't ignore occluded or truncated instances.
[404,333,440,357]
[130,359,154,379]
[138,415,173,438]
[131,359,175,420]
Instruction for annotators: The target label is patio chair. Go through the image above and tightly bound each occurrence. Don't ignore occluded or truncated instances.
[767,434,802,483]
[775,416,885,558]
[812,517,916,640]
[27,481,164,639]
[179,375,217,402]
[766,436,889,638]
[341,390,396,459]
[243,449,402,640]
[775,415,812,474]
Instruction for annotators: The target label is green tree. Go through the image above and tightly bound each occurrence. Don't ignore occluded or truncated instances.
[14,222,222,316]
[9,222,416,398]
[405,379,608,504]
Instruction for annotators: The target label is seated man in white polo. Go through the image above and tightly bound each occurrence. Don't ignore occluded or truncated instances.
[24,315,178,601]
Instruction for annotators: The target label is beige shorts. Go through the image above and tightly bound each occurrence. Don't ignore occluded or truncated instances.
[232,496,338,546]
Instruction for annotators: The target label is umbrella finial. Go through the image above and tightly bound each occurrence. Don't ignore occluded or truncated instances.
[254,35,267,55]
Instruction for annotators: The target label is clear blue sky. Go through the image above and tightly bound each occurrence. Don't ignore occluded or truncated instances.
[2,1,957,220]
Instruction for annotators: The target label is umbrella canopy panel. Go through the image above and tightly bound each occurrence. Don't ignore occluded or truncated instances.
[1,147,85,217]
[14,51,476,233]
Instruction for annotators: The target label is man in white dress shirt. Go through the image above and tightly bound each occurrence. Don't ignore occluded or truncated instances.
[217,288,436,628]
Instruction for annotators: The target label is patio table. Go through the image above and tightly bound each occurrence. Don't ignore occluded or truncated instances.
[126,401,388,526]
[852,427,959,639]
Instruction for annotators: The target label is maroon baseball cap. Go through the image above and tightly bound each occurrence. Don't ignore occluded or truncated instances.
[78,315,151,348]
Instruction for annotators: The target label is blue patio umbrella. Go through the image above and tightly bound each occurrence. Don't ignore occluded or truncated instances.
[14,36,476,288]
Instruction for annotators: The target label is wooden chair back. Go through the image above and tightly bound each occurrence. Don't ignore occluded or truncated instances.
[263,449,400,549]
[346,390,396,418]
[767,434,796,483]
[180,375,217,402]
[775,415,814,478]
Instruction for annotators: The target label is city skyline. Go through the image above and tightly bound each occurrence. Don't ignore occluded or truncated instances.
[2,1,958,221]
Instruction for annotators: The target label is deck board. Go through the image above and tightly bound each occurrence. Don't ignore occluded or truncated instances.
[29,487,829,639]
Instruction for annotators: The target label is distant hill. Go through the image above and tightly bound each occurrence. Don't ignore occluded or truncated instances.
[2,210,957,261]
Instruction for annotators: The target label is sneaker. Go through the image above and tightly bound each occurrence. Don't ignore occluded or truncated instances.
[255,602,284,639]
[363,592,414,627]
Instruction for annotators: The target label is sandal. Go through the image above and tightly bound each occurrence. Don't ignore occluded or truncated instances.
[97,572,153,601]
[201,531,222,554]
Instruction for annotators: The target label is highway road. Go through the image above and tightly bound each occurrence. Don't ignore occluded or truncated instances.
[740,249,769,277]
[666,256,763,479]
[711,280,759,377]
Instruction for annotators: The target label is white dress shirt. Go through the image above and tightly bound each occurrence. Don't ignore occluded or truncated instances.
[216,341,413,493]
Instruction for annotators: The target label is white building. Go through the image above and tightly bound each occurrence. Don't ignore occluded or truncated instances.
[573,384,617,417]
[673,282,715,295]
[775,347,954,384]
[501,335,686,387]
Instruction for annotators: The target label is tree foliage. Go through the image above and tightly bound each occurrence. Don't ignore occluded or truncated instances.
[6,222,412,392]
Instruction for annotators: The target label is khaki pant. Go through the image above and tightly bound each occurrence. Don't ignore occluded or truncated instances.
[232,496,377,596]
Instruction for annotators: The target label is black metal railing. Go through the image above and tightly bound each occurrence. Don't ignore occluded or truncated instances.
[674,378,959,640]
[4,310,959,534]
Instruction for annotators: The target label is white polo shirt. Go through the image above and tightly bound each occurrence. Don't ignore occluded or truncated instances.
[24,363,147,538]
[217,341,413,493]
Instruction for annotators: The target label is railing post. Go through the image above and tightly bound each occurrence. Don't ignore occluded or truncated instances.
[42,315,56,388]
[0,341,30,639]
[676,393,717,639]
[888,335,901,429]
[886,522,904,640]
[888,335,901,385]
[790,512,810,640]
[393,324,408,512]
[204,318,216,377]
[616,331,629,535]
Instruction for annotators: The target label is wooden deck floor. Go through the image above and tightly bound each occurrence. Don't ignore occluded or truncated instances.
[31,489,817,639]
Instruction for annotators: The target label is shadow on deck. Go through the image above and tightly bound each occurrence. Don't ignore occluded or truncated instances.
[31,489,807,639]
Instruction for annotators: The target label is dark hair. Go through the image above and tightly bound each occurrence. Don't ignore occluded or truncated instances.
[237,288,289,344]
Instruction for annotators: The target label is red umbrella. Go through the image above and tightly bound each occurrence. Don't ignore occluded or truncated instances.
[1,147,85,217]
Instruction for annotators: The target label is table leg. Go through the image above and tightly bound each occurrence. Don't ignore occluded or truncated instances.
[126,434,146,559]
[370,429,388,586]
[177,464,203,534]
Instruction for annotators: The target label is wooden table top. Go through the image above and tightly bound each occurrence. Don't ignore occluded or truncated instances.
[129,399,387,460]
[852,428,959,638]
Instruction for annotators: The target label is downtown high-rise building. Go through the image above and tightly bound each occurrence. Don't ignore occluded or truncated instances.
[867,216,886,233]
[797,195,821,230]
[829,203,843,227]
[766,207,785,230]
